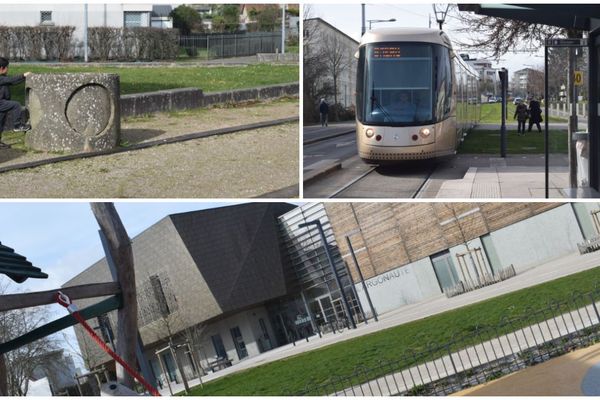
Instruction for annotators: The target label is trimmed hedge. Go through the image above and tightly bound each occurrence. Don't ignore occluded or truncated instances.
[0,26,75,60]
[87,27,179,61]
[0,26,179,61]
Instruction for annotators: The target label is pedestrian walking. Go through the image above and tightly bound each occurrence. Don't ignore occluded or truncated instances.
[528,97,543,133]
[319,98,329,127]
[513,100,529,135]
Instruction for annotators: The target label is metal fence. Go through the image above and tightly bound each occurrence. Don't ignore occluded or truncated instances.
[179,32,281,59]
[289,286,600,396]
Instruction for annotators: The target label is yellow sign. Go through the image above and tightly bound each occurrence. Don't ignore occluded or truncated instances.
[574,71,584,86]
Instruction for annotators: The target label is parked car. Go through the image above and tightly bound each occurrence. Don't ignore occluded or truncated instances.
[513,97,523,104]
[487,97,497,103]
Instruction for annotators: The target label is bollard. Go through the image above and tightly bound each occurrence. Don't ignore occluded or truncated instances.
[25,73,120,152]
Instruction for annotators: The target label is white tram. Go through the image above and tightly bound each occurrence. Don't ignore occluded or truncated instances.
[355,28,480,162]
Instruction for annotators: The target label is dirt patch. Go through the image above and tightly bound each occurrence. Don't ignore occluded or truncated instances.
[0,100,299,198]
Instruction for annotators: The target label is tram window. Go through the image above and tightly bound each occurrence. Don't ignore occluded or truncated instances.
[358,43,456,125]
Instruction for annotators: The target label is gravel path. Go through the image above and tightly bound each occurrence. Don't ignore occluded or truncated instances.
[0,101,299,198]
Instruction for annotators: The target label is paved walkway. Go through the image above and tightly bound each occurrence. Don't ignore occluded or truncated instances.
[163,250,600,394]
[455,342,600,396]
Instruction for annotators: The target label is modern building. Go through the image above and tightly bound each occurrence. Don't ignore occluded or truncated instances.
[512,67,545,98]
[303,17,358,109]
[30,349,78,395]
[64,203,303,389]
[64,202,600,388]
[0,4,173,43]
[463,55,498,98]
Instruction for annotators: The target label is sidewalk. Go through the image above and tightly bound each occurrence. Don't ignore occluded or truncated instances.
[165,250,600,394]
[434,155,570,198]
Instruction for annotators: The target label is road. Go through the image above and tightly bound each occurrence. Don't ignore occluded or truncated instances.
[303,123,464,198]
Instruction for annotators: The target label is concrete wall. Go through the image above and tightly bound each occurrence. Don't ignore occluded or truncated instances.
[120,83,299,117]
[488,204,584,273]
[355,258,442,316]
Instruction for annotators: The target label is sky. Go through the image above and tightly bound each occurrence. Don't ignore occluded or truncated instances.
[0,201,296,370]
[307,3,546,73]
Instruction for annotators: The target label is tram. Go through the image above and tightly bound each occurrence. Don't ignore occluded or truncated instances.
[355,28,480,162]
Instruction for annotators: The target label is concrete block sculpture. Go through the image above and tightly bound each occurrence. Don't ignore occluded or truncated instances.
[25,74,120,152]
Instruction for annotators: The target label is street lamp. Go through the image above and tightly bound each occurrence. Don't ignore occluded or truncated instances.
[298,220,357,329]
[368,18,396,30]
[433,4,450,30]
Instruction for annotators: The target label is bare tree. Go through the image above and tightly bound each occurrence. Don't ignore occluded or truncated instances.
[0,278,58,396]
[452,7,565,59]
[321,33,352,110]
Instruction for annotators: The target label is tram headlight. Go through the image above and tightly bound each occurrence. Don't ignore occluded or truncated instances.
[365,128,375,138]
[419,127,432,138]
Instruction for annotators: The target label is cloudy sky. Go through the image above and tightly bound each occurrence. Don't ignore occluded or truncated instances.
[307,3,546,73]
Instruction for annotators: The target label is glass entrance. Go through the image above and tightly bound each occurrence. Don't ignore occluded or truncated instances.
[230,327,248,360]
[431,251,460,292]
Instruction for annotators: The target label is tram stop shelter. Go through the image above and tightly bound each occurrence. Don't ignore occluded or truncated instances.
[458,4,600,197]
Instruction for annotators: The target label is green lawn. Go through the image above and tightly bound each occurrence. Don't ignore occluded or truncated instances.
[7,64,299,104]
[186,265,600,396]
[480,102,565,124]
[458,129,568,154]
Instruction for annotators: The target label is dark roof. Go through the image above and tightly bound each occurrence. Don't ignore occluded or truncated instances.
[458,4,600,31]
[0,242,47,283]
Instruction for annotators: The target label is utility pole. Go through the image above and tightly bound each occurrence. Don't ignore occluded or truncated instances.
[568,47,578,187]
[361,4,366,36]
[281,4,286,55]
[83,4,89,62]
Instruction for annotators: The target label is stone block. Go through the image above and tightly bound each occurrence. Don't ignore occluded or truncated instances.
[25,74,120,152]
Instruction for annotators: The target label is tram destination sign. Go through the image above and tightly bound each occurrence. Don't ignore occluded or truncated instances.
[373,46,401,58]
[545,38,587,47]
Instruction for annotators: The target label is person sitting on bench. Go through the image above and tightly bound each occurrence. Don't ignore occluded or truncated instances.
[0,57,31,148]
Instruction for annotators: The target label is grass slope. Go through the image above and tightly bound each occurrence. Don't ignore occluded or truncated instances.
[459,129,568,154]
[6,64,299,104]
[186,265,600,395]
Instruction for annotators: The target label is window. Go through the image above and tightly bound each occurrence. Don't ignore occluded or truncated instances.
[211,334,227,359]
[230,327,248,360]
[96,314,114,344]
[124,11,147,28]
[40,11,53,25]
[150,274,170,317]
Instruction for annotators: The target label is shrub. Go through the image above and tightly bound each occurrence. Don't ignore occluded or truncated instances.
[0,26,75,61]
[87,27,179,61]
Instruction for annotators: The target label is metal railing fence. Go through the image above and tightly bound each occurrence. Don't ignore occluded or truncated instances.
[287,285,600,396]
[180,32,281,59]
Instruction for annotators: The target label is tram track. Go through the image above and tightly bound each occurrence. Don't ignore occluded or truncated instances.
[328,161,437,198]
[0,116,298,174]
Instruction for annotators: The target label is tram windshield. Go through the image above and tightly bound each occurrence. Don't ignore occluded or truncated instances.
[357,42,453,126]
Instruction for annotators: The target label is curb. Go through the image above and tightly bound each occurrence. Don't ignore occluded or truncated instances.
[303,129,354,145]
[303,161,342,184]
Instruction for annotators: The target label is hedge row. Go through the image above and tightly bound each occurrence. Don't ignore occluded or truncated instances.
[0,26,179,61]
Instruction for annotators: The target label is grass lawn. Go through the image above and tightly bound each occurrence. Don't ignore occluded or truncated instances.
[458,129,568,154]
[480,103,565,124]
[7,64,299,104]
[186,265,600,396]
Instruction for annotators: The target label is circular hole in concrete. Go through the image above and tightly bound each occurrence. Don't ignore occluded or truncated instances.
[65,84,112,136]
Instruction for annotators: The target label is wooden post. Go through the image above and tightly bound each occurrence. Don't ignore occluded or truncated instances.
[170,342,190,394]
[90,203,137,390]
[0,354,7,396]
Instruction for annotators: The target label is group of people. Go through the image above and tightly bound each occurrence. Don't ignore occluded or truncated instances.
[513,97,543,135]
